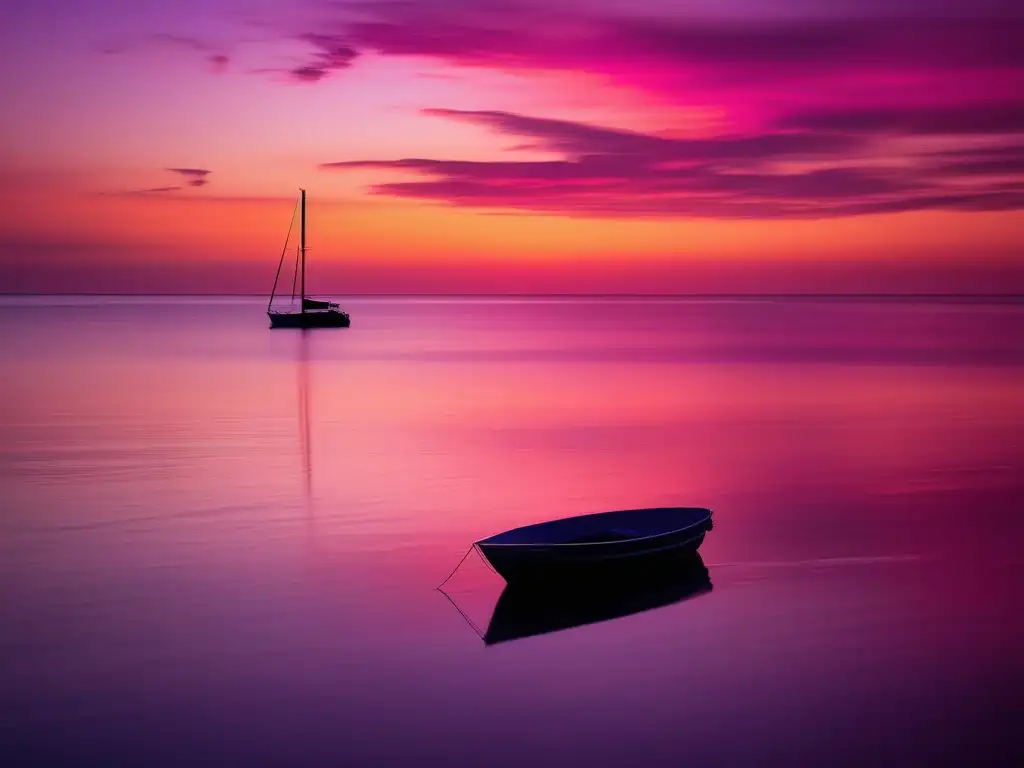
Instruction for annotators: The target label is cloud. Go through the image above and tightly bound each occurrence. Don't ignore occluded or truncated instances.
[313,2,1024,110]
[923,144,1024,177]
[780,103,1024,136]
[106,168,212,196]
[288,33,359,82]
[601,17,1024,73]
[101,33,231,71]
[418,108,865,160]
[145,1,1022,119]
[208,54,230,74]
[167,168,212,187]
[151,34,215,53]
[322,107,1024,219]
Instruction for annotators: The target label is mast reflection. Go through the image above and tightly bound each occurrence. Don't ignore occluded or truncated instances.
[297,329,312,505]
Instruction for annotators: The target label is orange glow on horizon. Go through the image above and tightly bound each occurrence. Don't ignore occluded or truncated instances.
[3,186,1022,264]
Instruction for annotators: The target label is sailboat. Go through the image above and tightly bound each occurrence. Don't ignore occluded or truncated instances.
[268,188,350,328]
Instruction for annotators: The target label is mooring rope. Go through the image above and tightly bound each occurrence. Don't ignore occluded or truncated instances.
[435,543,504,641]
[436,587,486,640]
[436,544,477,590]
[436,542,503,591]
[436,544,489,640]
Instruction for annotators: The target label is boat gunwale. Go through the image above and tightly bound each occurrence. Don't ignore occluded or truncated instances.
[476,527,709,558]
[474,507,712,549]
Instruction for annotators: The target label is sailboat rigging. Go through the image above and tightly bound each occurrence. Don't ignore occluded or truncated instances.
[268,188,351,328]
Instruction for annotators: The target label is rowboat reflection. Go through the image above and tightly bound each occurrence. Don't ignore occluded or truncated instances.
[461,553,712,645]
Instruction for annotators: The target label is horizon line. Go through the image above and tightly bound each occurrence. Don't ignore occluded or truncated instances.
[2,292,1022,299]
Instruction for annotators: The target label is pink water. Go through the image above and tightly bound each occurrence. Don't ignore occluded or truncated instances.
[1,296,1021,765]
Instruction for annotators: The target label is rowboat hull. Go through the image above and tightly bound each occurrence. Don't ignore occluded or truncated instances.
[476,507,713,584]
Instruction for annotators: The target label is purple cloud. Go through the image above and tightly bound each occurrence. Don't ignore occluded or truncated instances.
[101,33,230,72]
[419,108,865,161]
[322,107,1024,219]
[295,3,1024,113]
[601,17,1024,72]
[208,54,230,74]
[923,144,1024,177]
[929,158,1024,178]
[288,33,359,82]
[111,167,213,196]
[780,103,1024,135]
[151,34,215,53]
[167,168,211,187]
[146,1,1022,133]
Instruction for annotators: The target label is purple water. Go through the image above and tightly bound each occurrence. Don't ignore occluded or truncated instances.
[1,296,1021,765]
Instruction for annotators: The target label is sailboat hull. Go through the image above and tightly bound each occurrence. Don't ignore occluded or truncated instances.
[269,310,350,328]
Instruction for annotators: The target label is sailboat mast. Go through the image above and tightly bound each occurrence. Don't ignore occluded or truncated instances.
[300,188,306,311]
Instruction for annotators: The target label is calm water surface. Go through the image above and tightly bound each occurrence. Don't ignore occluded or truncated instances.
[1,296,1021,766]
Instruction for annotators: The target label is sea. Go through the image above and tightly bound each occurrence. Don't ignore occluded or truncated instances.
[1,295,1021,766]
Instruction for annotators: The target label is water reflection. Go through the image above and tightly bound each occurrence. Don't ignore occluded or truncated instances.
[297,330,312,503]
[444,554,713,645]
[1,297,1019,766]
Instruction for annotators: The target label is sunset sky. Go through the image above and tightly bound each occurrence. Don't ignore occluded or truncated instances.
[1,0,1022,293]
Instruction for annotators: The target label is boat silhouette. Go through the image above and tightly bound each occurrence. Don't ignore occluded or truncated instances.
[481,553,712,645]
[268,189,350,328]
[475,507,713,584]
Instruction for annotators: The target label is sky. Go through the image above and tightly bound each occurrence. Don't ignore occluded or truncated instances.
[0,0,1022,293]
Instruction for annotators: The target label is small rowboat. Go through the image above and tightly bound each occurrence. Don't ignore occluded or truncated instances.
[475,507,713,584]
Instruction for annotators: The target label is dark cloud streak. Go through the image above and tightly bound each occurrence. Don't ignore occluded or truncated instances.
[209,54,230,73]
[781,103,1024,135]
[101,33,230,72]
[288,33,359,82]
[167,168,211,187]
[322,107,1024,219]
[417,109,866,161]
